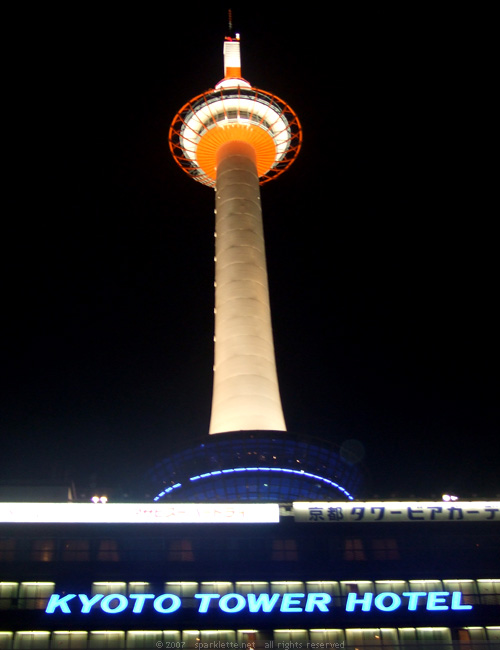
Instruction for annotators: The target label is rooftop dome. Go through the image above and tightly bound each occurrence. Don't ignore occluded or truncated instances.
[148,431,364,502]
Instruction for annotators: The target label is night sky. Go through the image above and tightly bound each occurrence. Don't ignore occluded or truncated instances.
[1,7,497,500]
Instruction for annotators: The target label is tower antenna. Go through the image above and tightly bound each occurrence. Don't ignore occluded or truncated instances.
[228,9,233,34]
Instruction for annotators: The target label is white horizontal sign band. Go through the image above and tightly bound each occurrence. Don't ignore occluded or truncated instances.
[293,501,500,522]
[0,503,279,524]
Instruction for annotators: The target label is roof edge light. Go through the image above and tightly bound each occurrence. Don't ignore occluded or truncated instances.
[153,466,354,502]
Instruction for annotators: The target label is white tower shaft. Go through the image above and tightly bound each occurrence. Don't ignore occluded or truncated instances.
[209,140,287,434]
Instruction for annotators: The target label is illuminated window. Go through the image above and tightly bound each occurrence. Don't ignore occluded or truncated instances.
[273,630,308,643]
[399,627,417,645]
[168,538,194,561]
[408,579,443,593]
[309,629,345,645]
[200,631,235,644]
[51,631,88,648]
[88,631,125,649]
[272,538,298,561]
[344,537,366,561]
[13,631,50,649]
[0,632,13,649]
[306,582,340,608]
[0,582,18,610]
[486,627,500,642]
[165,582,199,609]
[237,631,264,647]
[0,538,15,561]
[97,539,119,561]
[271,581,305,595]
[443,579,478,605]
[18,582,54,610]
[379,628,398,646]
[416,627,452,644]
[163,631,182,644]
[92,582,126,597]
[236,581,270,595]
[340,581,373,608]
[344,582,359,596]
[345,628,396,647]
[454,627,486,648]
[165,582,199,596]
[341,581,373,597]
[182,631,201,649]
[372,537,400,560]
[200,582,234,595]
[477,579,500,605]
[128,581,151,594]
[375,580,408,596]
[126,631,162,648]
[62,539,89,561]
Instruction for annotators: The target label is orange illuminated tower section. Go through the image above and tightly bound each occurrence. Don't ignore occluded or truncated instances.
[169,24,302,435]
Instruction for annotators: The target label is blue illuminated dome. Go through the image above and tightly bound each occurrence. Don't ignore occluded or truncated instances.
[148,431,363,502]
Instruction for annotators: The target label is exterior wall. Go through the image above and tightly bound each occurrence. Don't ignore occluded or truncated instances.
[1,507,499,648]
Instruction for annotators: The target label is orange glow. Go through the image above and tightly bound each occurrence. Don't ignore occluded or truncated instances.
[196,123,276,182]
[169,85,302,187]
[224,66,241,78]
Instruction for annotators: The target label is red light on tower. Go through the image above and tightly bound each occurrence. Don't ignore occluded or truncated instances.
[169,23,302,435]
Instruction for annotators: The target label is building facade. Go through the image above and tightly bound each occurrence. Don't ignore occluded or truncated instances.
[1,500,499,648]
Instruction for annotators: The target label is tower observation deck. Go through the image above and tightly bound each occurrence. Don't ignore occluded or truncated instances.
[151,21,363,502]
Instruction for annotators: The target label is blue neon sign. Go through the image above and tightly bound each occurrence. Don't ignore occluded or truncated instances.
[345,591,472,612]
[46,590,472,615]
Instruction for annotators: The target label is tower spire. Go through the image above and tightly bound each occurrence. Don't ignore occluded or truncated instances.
[169,29,302,434]
[223,10,242,81]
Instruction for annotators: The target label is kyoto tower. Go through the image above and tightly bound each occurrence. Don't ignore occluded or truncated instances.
[169,15,301,435]
[150,16,363,502]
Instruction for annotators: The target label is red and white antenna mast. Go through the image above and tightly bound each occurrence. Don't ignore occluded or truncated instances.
[223,9,242,79]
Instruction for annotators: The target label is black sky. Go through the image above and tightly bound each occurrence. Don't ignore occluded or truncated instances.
[1,7,498,500]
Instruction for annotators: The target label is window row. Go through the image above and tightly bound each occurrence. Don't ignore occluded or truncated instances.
[0,537,400,562]
[0,626,499,649]
[1,579,499,611]
[2,534,497,564]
